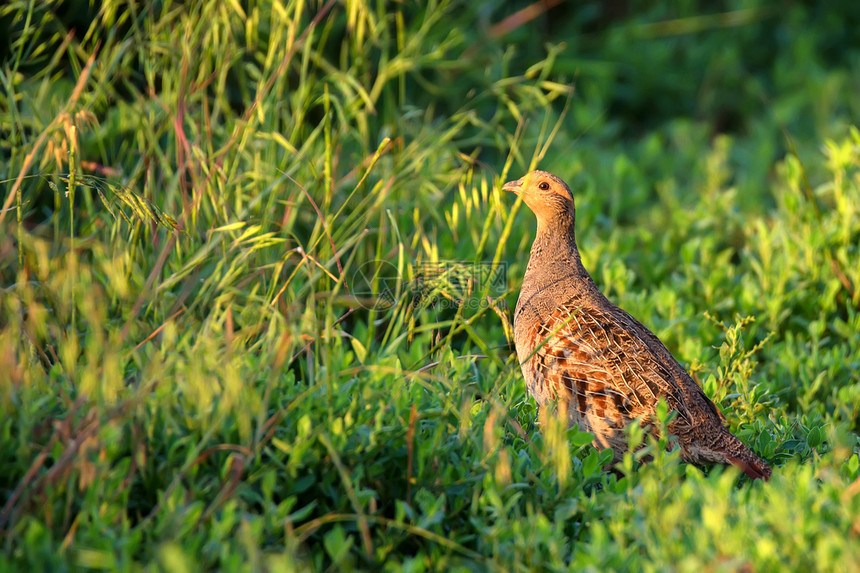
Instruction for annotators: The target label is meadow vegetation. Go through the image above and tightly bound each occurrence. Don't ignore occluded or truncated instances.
[1,0,859,570]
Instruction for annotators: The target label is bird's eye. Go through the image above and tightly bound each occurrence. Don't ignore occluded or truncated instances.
[538,182,550,190]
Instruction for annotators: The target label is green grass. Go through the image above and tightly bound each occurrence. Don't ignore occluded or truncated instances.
[1,0,859,570]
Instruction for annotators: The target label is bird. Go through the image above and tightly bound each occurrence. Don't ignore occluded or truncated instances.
[504,170,772,480]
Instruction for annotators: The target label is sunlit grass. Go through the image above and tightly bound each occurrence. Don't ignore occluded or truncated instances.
[1,0,859,570]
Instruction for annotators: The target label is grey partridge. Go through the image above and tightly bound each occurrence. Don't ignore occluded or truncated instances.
[505,170,771,480]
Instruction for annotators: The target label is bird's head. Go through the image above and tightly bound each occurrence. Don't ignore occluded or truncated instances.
[502,170,575,226]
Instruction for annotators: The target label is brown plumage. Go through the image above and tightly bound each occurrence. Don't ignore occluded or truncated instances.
[505,170,771,480]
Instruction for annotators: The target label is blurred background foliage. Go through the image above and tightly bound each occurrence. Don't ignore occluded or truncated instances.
[1,0,859,570]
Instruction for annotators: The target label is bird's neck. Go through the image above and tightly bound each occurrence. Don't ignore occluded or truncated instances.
[529,212,586,275]
[518,213,592,308]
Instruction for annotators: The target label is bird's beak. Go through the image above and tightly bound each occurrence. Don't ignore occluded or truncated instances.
[502,178,523,194]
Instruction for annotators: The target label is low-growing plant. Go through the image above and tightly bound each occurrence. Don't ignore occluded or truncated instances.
[1,0,858,570]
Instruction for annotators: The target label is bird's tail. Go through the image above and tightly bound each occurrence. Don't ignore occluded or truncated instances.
[684,428,772,481]
[722,431,771,480]
[726,452,771,481]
